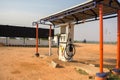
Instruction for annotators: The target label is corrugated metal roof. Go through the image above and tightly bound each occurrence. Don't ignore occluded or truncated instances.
[39,0,120,26]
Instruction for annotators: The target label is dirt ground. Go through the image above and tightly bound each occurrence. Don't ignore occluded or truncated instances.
[0,43,117,80]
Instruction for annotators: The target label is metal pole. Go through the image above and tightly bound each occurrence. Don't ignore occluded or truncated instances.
[116,10,120,69]
[23,37,26,46]
[35,23,39,57]
[99,4,103,73]
[6,37,8,45]
[49,25,52,56]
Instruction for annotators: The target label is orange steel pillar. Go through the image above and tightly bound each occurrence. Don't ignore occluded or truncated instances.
[95,4,107,80]
[49,25,52,56]
[117,10,120,69]
[35,23,39,57]
[112,10,120,75]
[99,4,103,73]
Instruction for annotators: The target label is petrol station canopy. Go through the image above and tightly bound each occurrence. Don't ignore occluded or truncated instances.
[39,0,120,27]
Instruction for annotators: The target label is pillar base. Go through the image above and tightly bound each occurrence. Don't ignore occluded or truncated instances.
[35,53,39,57]
[112,68,120,75]
[95,73,107,80]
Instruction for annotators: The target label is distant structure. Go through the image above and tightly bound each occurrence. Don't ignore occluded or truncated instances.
[83,39,86,43]
[0,25,56,46]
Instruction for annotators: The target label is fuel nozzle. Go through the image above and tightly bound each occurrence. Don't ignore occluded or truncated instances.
[68,38,73,52]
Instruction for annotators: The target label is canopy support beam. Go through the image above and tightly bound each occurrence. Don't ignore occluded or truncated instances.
[35,23,39,57]
[116,10,120,69]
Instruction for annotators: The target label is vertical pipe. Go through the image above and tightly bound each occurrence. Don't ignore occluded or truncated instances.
[49,25,52,37]
[49,25,52,56]
[6,37,9,46]
[23,37,25,46]
[116,10,120,69]
[6,37,8,45]
[39,38,40,44]
[99,4,103,73]
[36,23,39,54]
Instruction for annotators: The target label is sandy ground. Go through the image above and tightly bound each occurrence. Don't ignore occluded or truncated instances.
[0,43,117,80]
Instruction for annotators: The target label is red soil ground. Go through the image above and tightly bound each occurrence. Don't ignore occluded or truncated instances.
[0,43,117,80]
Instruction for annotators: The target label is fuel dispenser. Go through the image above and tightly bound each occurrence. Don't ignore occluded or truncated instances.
[58,23,75,61]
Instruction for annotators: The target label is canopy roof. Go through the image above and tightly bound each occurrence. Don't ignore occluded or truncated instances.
[39,0,120,26]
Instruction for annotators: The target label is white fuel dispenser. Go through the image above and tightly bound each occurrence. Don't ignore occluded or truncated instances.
[58,23,75,61]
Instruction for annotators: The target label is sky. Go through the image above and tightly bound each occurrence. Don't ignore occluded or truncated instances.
[0,0,120,42]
